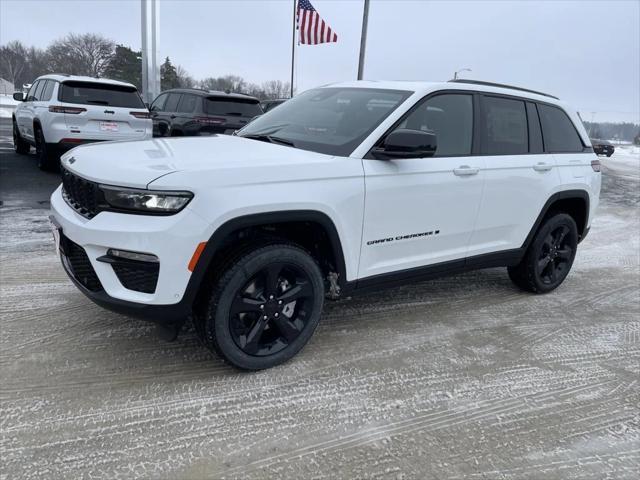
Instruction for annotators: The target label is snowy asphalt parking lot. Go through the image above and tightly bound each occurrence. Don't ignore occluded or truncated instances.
[1,116,639,479]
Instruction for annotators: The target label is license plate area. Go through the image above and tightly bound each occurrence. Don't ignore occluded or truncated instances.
[100,121,119,132]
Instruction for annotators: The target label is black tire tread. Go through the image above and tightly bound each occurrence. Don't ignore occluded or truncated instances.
[199,241,323,369]
[13,121,30,154]
[508,212,577,294]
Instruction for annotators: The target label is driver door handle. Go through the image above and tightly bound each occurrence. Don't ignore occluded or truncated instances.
[453,165,479,176]
[533,162,553,172]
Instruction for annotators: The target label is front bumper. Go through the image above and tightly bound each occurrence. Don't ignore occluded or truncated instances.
[50,185,211,321]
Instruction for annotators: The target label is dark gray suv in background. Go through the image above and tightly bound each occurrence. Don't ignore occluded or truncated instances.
[149,88,263,137]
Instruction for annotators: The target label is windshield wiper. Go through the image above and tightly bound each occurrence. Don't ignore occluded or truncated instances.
[242,134,296,148]
[87,99,109,105]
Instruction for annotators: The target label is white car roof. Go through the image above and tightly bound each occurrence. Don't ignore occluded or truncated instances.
[34,74,137,89]
[325,80,565,107]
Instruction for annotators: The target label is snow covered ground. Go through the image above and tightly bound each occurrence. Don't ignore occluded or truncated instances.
[0,94,19,119]
[601,144,640,180]
[0,125,638,479]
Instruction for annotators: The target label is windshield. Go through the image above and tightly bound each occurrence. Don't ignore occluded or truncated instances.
[237,87,412,156]
[204,97,263,117]
[59,81,145,108]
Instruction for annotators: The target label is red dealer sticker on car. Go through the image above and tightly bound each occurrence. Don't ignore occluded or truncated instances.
[100,121,119,132]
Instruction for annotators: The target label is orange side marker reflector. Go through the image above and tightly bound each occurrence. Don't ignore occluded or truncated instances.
[188,242,207,272]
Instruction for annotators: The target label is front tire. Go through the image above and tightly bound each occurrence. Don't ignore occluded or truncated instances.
[198,243,325,370]
[508,213,578,293]
[13,120,30,154]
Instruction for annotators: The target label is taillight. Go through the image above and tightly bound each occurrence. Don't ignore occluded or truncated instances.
[130,111,150,119]
[195,116,225,125]
[591,160,601,172]
[49,106,86,114]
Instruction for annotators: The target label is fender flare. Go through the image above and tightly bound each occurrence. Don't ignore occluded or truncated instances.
[521,189,590,250]
[183,209,348,306]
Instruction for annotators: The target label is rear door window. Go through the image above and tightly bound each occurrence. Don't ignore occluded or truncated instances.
[177,94,197,113]
[537,104,584,153]
[163,93,181,112]
[59,81,145,108]
[204,98,262,117]
[41,80,55,101]
[481,96,528,155]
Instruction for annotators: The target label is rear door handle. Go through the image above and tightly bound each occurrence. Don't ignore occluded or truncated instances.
[533,162,553,172]
[453,165,479,176]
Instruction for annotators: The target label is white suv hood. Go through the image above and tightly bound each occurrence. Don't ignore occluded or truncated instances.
[60,135,332,188]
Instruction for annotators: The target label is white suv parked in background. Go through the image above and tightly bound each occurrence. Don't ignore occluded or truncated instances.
[12,74,152,170]
[50,79,601,370]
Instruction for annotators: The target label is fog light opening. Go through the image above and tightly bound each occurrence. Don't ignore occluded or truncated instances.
[107,248,159,263]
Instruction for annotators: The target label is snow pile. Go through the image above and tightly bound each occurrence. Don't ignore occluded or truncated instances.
[0,93,19,119]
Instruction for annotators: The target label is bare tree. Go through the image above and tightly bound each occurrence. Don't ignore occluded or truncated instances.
[199,75,247,93]
[176,65,195,88]
[47,33,114,77]
[261,80,291,99]
[0,41,28,88]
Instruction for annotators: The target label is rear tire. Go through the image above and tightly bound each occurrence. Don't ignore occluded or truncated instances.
[34,126,58,171]
[508,213,578,293]
[13,120,30,154]
[197,243,325,370]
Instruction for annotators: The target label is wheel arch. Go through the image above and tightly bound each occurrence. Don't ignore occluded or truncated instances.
[522,189,590,249]
[185,209,348,308]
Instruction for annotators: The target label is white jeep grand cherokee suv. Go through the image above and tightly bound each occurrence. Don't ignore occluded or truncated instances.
[50,80,601,370]
[13,74,152,170]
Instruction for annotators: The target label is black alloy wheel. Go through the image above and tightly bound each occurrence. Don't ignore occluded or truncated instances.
[198,243,325,370]
[508,213,578,293]
[536,225,574,286]
[229,262,314,356]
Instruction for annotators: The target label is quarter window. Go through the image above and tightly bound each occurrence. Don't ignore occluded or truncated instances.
[537,104,584,153]
[481,96,528,155]
[396,93,473,156]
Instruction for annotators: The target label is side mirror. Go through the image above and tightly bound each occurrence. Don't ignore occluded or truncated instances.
[373,128,437,159]
[13,92,24,102]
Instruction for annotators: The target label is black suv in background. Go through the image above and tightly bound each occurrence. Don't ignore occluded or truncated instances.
[590,138,615,157]
[149,88,263,137]
[261,98,287,113]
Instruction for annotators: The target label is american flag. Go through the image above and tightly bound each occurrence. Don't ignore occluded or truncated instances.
[297,0,338,45]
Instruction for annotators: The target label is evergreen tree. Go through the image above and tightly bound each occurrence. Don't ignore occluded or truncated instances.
[104,45,141,89]
[160,57,179,90]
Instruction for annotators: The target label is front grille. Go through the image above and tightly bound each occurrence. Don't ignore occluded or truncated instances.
[61,168,101,219]
[112,261,159,294]
[60,234,103,292]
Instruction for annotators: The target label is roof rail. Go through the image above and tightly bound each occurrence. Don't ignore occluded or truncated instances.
[448,79,559,100]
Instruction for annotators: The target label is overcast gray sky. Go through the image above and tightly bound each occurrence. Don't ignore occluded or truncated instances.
[1,0,638,122]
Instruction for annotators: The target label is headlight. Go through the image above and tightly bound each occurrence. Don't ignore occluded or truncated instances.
[99,185,193,214]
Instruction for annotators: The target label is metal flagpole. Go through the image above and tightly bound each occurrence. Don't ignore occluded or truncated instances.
[290,0,297,98]
[357,0,370,80]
